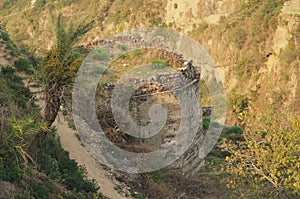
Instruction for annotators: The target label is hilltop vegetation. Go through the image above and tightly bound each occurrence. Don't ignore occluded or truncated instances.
[0,0,166,54]
[1,0,300,124]
[1,0,300,198]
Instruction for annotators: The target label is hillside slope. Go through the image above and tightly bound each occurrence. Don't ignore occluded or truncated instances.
[0,57,102,199]
[53,112,129,199]
[1,0,299,124]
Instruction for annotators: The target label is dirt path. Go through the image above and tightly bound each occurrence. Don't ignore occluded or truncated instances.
[27,80,128,199]
[53,113,128,199]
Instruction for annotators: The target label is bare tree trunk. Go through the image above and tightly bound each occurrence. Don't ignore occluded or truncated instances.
[28,85,63,154]
[44,86,63,127]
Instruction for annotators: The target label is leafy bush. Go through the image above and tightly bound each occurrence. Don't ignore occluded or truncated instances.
[117,44,127,51]
[279,23,300,65]
[149,17,162,26]
[0,116,46,182]
[14,57,34,74]
[0,66,32,108]
[0,160,24,182]
[221,126,244,143]
[37,129,99,194]
[92,48,108,61]
[231,27,247,49]
[34,0,47,7]
[133,49,143,56]
[203,117,210,130]
[0,28,18,57]
[73,51,81,58]
[151,59,168,69]
[234,57,251,79]
[30,180,51,199]
[261,0,285,30]
[226,126,243,135]
[1,0,18,9]
[149,170,166,183]
[228,93,248,115]
[0,65,103,198]
[93,66,107,74]
[222,114,300,198]
[0,31,10,42]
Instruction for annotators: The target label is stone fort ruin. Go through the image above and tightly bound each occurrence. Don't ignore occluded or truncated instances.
[79,34,205,177]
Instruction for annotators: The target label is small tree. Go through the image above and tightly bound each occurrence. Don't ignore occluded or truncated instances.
[30,14,93,151]
[41,14,93,127]
[222,113,300,198]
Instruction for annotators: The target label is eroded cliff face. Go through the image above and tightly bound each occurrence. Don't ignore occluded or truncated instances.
[166,0,300,123]
[165,0,243,31]
[259,5,299,113]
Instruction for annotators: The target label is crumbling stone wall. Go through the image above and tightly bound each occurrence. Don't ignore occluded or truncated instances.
[106,62,203,176]
[83,35,204,177]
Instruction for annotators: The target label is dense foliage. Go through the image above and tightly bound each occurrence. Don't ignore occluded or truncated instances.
[0,66,102,198]
[222,113,300,198]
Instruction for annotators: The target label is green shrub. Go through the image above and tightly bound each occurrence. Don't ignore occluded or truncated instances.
[73,51,81,58]
[227,126,243,135]
[92,48,108,61]
[222,115,300,197]
[151,59,168,69]
[117,44,127,51]
[34,0,47,7]
[1,0,18,9]
[261,0,285,30]
[234,58,251,79]
[149,17,162,26]
[0,65,102,198]
[37,129,99,194]
[223,126,244,139]
[136,196,148,199]
[93,66,107,74]
[149,170,166,183]
[0,31,10,42]
[133,49,143,56]
[231,27,247,49]
[0,160,24,182]
[203,117,210,130]
[1,66,31,108]
[30,181,50,199]
[229,93,248,115]
[14,57,33,74]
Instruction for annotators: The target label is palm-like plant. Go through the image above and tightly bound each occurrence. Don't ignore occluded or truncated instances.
[30,14,93,151]
[42,14,90,126]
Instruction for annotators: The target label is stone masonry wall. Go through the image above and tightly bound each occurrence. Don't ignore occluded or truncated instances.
[82,35,204,177]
